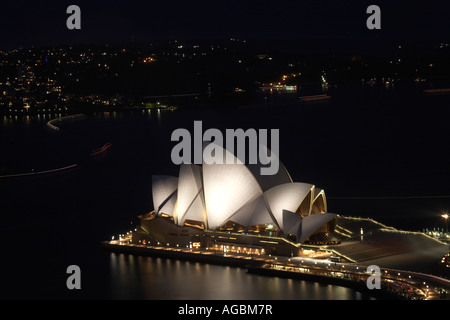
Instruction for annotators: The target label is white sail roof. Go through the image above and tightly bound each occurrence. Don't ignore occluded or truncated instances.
[299,213,336,242]
[176,164,205,226]
[202,143,263,230]
[312,188,327,213]
[264,182,314,230]
[151,175,178,216]
[151,142,333,242]
[282,210,336,242]
[180,193,205,226]
[227,194,275,228]
[247,144,293,192]
[282,210,304,237]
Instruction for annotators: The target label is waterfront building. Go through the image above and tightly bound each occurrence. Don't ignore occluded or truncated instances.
[133,143,337,256]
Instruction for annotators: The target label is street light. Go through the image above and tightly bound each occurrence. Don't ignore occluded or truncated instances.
[442,213,449,234]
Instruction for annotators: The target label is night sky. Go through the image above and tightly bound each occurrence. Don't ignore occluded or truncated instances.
[1,1,449,52]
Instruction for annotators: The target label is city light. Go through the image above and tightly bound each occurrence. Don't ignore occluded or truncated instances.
[442,213,449,233]
[143,56,154,63]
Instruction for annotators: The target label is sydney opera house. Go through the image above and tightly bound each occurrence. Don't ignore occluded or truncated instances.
[133,143,338,257]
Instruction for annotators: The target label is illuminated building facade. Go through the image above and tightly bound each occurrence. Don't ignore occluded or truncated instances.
[133,143,337,256]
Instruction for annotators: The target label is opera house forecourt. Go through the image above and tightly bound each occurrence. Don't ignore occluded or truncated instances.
[132,142,339,256]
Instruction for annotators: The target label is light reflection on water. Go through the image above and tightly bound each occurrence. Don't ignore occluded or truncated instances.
[108,253,372,300]
[0,112,71,126]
